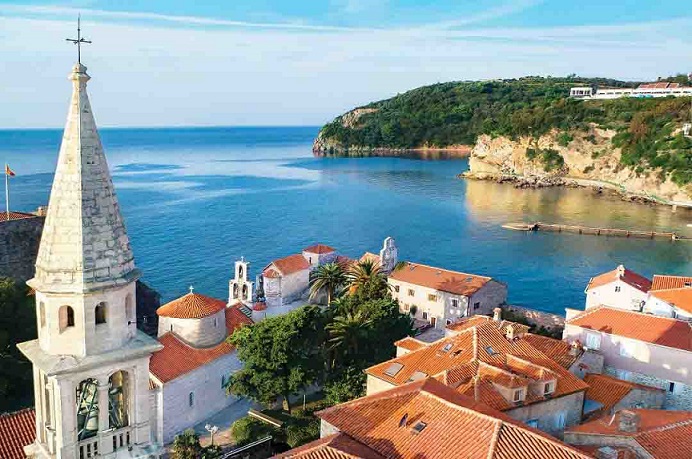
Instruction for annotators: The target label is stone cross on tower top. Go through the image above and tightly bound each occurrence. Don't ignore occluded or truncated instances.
[65,15,91,64]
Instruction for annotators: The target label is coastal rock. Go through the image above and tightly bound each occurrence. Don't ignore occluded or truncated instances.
[464,128,692,206]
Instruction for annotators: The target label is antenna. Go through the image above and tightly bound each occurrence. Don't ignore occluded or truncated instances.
[65,15,92,64]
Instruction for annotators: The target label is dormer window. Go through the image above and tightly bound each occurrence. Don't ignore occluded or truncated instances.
[544,381,555,395]
[513,389,524,402]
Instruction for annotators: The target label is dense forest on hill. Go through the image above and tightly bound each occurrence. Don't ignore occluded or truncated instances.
[317,76,692,185]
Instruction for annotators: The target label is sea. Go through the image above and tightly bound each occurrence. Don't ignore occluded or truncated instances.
[1,126,690,315]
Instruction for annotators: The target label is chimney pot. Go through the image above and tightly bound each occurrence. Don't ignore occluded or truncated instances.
[493,307,502,322]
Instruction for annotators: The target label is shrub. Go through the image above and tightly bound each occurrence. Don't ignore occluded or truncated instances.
[557,132,573,147]
[583,165,594,174]
[324,367,366,405]
[231,416,282,447]
[285,415,320,448]
[585,134,597,144]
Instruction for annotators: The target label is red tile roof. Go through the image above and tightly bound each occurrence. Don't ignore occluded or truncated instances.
[586,265,651,293]
[0,408,35,459]
[566,306,692,352]
[150,305,252,383]
[651,275,692,291]
[157,292,227,319]
[566,409,692,459]
[649,288,692,314]
[583,374,663,414]
[360,252,381,265]
[264,254,311,277]
[394,337,427,352]
[303,244,336,254]
[309,379,591,459]
[0,211,39,223]
[522,334,581,369]
[366,317,588,412]
[389,262,492,296]
[274,433,385,459]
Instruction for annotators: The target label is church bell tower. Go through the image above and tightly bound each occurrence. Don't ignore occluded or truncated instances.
[18,22,162,459]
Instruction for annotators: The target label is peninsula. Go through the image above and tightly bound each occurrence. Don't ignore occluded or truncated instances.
[314,76,692,205]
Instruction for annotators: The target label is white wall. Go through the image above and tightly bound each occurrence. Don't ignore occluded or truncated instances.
[157,309,227,348]
[585,280,646,311]
[644,295,692,321]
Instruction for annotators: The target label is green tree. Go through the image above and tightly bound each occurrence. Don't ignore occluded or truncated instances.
[0,277,36,412]
[171,429,203,459]
[346,260,389,299]
[324,366,366,405]
[326,307,372,367]
[309,262,347,307]
[228,306,327,413]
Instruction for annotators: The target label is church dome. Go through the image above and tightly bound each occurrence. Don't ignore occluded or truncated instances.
[157,292,226,319]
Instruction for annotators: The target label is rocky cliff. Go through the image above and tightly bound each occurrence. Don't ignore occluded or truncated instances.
[464,126,692,205]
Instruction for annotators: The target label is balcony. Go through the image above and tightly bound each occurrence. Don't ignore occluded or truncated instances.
[77,426,133,459]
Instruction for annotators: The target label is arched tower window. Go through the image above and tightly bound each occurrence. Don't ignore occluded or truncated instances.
[76,378,99,440]
[242,284,249,300]
[59,306,75,332]
[109,371,129,429]
[238,265,244,280]
[95,302,107,325]
[125,294,134,322]
[233,284,239,299]
[39,302,46,328]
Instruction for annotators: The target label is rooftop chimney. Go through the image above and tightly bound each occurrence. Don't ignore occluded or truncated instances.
[473,375,480,402]
[493,307,502,322]
[618,410,640,433]
[506,325,515,341]
[616,264,625,278]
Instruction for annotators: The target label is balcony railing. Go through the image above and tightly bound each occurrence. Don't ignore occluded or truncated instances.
[77,426,132,458]
[78,436,99,459]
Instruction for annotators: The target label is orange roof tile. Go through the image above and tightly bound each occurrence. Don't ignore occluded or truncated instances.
[447,315,531,337]
[583,374,663,414]
[360,252,381,265]
[0,408,35,459]
[649,288,692,314]
[274,433,385,459]
[157,292,227,319]
[394,337,427,352]
[303,244,336,254]
[566,306,692,352]
[0,211,39,223]
[265,254,311,277]
[651,275,692,291]
[150,306,252,383]
[522,334,581,369]
[390,262,492,296]
[311,379,591,459]
[586,265,651,293]
[567,409,692,459]
[366,319,588,412]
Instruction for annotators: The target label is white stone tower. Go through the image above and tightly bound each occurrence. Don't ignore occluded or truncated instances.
[18,61,162,459]
[229,257,253,305]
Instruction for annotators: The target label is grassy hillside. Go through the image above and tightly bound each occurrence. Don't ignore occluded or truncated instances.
[317,77,692,185]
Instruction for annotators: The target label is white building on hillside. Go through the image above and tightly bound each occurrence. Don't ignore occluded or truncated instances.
[571,82,692,100]
[643,275,692,320]
[584,265,651,311]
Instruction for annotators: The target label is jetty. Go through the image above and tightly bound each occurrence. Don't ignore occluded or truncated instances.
[502,222,690,241]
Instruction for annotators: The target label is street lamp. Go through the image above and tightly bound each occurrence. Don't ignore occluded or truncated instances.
[205,424,219,446]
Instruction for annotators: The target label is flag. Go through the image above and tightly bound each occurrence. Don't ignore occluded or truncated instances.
[5,165,15,177]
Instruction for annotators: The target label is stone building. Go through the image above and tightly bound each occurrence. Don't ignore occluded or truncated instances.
[584,265,651,311]
[581,373,665,420]
[149,290,252,444]
[365,315,589,437]
[17,63,163,458]
[0,211,45,283]
[388,262,507,330]
[564,306,692,410]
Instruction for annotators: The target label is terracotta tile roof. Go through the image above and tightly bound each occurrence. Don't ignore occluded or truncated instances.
[389,262,492,296]
[335,255,355,269]
[150,306,252,383]
[447,315,531,337]
[394,337,427,352]
[583,374,663,414]
[651,274,692,291]
[264,268,281,278]
[360,252,381,265]
[274,433,385,459]
[649,288,692,314]
[0,211,38,223]
[312,379,591,459]
[522,333,581,369]
[157,292,227,319]
[566,306,692,352]
[366,318,588,412]
[0,408,35,459]
[264,254,311,277]
[586,265,651,293]
[303,244,336,254]
[566,409,692,459]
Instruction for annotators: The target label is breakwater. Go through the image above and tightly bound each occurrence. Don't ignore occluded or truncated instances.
[502,222,689,241]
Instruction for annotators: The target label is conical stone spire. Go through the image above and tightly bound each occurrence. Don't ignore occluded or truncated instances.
[30,64,139,293]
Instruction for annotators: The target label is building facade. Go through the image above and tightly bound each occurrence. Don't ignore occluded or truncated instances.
[584,265,651,311]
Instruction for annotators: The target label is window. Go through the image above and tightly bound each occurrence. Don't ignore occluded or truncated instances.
[451,299,459,308]
[614,285,621,292]
[76,378,99,440]
[431,317,437,328]
[585,333,601,350]
[446,319,452,325]
[39,302,46,328]
[403,304,409,312]
[394,285,400,293]
[109,371,129,429]
[384,363,404,377]
[544,382,554,395]
[619,342,635,358]
[526,419,539,428]
[125,294,134,322]
[189,392,195,407]
[95,302,107,325]
[411,421,427,433]
[408,289,415,297]
[513,390,523,402]
[555,412,566,430]
[668,381,684,394]
[213,318,218,327]
[59,305,75,332]
[428,294,437,302]
[473,302,480,310]
[422,311,428,320]
[617,369,631,381]
[221,375,228,389]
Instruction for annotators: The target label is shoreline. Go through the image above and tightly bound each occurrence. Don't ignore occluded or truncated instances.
[312,145,472,159]
[460,171,692,209]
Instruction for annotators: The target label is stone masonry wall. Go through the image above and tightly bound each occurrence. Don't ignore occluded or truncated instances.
[503,304,565,331]
[605,366,692,411]
[0,215,44,283]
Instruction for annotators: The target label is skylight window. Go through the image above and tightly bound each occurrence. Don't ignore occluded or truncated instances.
[442,343,453,353]
[485,346,497,355]
[384,362,404,377]
[411,421,427,434]
[408,371,428,382]
[465,277,473,282]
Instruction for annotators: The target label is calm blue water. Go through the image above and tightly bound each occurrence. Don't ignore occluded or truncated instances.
[1,127,691,314]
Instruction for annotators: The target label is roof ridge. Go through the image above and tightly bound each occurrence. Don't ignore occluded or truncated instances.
[399,261,492,280]
[636,417,692,436]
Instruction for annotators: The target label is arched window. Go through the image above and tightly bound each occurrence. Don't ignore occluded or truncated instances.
[242,284,249,300]
[238,265,244,280]
[59,306,75,332]
[95,302,107,325]
[109,371,129,429]
[233,284,239,299]
[125,294,134,322]
[39,302,46,328]
[76,378,99,440]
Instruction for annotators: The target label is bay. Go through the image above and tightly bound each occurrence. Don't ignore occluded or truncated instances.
[1,126,690,314]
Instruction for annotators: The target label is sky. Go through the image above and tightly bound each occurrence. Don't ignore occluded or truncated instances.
[0,0,691,128]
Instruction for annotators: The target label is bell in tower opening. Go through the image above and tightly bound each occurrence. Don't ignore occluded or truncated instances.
[229,257,254,305]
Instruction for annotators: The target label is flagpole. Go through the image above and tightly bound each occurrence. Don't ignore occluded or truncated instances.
[5,164,9,220]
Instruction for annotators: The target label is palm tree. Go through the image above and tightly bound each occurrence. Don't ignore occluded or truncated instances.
[309,262,347,307]
[346,259,389,297]
[327,309,372,366]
